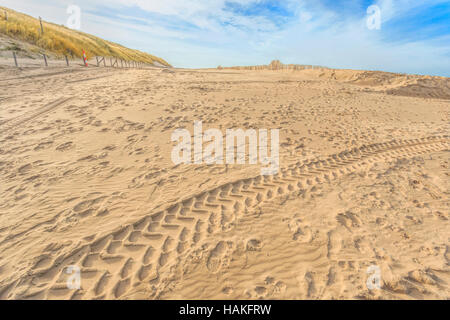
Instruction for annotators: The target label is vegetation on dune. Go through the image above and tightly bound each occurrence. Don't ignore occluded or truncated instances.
[218,60,328,71]
[0,6,171,66]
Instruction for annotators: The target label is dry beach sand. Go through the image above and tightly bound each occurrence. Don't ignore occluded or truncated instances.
[0,64,449,299]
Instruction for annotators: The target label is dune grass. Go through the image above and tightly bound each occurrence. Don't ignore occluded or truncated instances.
[0,6,171,66]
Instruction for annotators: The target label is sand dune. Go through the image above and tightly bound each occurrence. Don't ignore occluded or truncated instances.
[223,62,450,100]
[0,64,448,300]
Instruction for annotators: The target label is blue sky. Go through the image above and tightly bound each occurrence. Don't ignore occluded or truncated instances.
[1,0,450,76]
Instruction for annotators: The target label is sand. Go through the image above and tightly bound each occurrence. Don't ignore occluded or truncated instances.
[0,64,448,300]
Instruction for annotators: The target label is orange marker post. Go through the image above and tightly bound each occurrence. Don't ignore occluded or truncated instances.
[82,50,88,67]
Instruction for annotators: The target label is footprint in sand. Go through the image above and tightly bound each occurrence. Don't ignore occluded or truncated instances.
[206,241,234,273]
[327,230,342,259]
[288,218,313,243]
[56,141,74,151]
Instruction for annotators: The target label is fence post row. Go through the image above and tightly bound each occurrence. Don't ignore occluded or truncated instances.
[10,52,146,69]
[109,57,120,68]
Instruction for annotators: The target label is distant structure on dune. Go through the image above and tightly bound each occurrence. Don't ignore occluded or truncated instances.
[219,60,328,71]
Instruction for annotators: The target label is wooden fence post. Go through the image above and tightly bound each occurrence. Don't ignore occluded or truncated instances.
[39,17,44,34]
[12,51,18,67]
[96,56,105,67]
[65,55,69,66]
[43,54,48,67]
[4,10,7,21]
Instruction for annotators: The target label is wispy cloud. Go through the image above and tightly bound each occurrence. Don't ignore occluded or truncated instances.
[1,0,449,76]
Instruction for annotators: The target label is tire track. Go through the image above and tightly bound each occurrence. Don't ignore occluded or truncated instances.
[0,97,73,134]
[0,69,121,90]
[66,74,115,84]
[0,68,88,83]
[1,136,448,299]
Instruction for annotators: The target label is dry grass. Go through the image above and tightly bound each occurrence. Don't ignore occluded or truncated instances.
[0,6,171,66]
